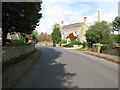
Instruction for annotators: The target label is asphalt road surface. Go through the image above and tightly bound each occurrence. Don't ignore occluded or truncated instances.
[16,46,118,88]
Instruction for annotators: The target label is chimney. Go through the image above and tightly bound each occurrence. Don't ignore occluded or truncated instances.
[61,20,64,25]
[84,17,87,22]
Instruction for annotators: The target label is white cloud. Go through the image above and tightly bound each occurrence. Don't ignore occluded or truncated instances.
[36,0,119,34]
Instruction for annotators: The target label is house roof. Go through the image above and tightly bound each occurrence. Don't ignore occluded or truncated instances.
[61,22,85,29]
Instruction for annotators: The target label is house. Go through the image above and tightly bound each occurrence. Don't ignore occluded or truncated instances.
[60,17,88,43]
[7,33,20,40]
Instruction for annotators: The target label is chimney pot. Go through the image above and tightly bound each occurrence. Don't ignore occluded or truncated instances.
[61,20,64,25]
[84,17,87,22]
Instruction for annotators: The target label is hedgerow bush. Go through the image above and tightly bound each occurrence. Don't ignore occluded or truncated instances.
[74,41,81,45]
[53,43,56,47]
[68,42,74,47]
[59,40,67,46]
[8,39,24,45]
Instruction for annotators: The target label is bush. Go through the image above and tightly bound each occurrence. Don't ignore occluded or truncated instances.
[68,42,74,47]
[8,39,24,45]
[74,41,81,45]
[59,40,67,46]
[53,43,56,47]
[82,42,88,48]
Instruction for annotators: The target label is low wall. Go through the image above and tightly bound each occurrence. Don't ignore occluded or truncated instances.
[100,46,120,56]
[92,44,120,56]
[2,44,35,62]
[37,41,53,46]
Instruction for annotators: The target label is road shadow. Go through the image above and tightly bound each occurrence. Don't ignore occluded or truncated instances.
[16,46,78,88]
[34,47,78,88]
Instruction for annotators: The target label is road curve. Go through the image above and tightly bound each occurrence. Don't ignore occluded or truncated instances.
[16,46,118,88]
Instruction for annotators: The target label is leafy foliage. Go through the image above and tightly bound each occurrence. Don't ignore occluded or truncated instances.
[85,21,114,47]
[32,30,38,43]
[59,40,67,46]
[38,32,52,42]
[51,24,61,44]
[8,39,24,45]
[66,33,77,42]
[68,42,74,47]
[74,41,81,45]
[53,43,56,47]
[112,17,120,31]
[111,34,120,43]
[2,2,42,45]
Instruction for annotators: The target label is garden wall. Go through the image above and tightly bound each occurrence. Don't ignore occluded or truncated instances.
[92,44,120,56]
[2,44,35,62]
[100,46,120,56]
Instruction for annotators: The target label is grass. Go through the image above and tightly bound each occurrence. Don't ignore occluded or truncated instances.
[77,48,92,51]
[3,49,40,81]
[83,52,120,64]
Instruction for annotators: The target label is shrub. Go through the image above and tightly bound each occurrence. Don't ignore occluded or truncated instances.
[82,42,88,48]
[59,40,67,46]
[74,41,81,45]
[68,42,74,47]
[8,39,24,45]
[53,43,56,47]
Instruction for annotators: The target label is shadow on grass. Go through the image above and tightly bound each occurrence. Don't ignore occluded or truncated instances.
[16,47,78,88]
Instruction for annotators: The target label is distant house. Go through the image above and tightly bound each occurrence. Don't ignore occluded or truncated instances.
[60,17,88,43]
[7,33,20,40]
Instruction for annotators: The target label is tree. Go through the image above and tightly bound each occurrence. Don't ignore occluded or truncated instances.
[112,16,120,31]
[2,2,42,45]
[85,21,114,47]
[111,34,120,43]
[38,32,47,42]
[51,24,61,44]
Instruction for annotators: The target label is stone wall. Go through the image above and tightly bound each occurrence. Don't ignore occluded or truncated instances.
[100,46,120,56]
[92,44,120,56]
[2,44,35,62]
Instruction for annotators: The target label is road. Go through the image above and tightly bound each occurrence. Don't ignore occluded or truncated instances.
[16,46,118,88]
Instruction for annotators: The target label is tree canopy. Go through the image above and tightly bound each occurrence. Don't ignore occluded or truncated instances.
[38,32,52,42]
[112,16,120,31]
[85,21,114,47]
[51,24,61,44]
[2,2,42,45]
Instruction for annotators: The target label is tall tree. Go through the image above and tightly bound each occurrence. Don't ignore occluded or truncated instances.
[2,2,42,45]
[85,21,114,47]
[112,16,120,31]
[51,24,61,44]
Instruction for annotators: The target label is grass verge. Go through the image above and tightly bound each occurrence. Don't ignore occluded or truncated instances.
[76,48,92,51]
[83,52,120,64]
[3,49,37,71]
[2,49,40,88]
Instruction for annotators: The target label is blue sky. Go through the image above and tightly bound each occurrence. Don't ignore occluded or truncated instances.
[36,0,119,34]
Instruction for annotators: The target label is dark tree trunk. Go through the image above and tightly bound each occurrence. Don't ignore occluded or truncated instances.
[2,31,7,46]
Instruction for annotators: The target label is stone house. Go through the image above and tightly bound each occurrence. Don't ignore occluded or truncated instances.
[7,33,20,40]
[60,17,88,43]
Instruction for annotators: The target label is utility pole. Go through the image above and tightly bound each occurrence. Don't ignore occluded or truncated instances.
[98,10,100,22]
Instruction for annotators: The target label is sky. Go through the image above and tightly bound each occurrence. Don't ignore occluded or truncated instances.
[35,0,119,34]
